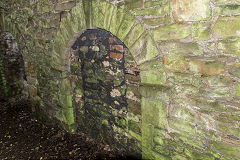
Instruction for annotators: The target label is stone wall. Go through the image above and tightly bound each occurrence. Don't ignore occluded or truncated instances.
[0,0,240,159]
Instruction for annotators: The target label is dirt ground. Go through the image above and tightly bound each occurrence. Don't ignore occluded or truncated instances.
[0,100,139,160]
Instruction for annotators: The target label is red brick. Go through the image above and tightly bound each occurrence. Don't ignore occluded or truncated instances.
[110,52,123,60]
[110,45,124,52]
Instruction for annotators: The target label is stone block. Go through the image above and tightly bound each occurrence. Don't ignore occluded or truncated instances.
[158,41,204,56]
[129,33,159,64]
[103,3,115,30]
[140,69,167,86]
[171,0,211,21]
[142,97,166,128]
[209,140,240,159]
[213,0,230,3]
[123,23,145,48]
[192,22,211,41]
[234,84,240,97]
[214,5,240,16]
[140,60,167,85]
[213,15,240,38]
[132,7,167,16]
[55,1,76,12]
[218,40,240,55]
[142,16,172,27]
[163,55,187,71]
[144,0,168,8]
[93,0,107,28]
[151,23,191,41]
[125,0,143,10]
[109,7,125,35]
[189,59,226,76]
[117,12,136,42]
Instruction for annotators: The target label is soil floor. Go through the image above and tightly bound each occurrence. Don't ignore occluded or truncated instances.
[0,100,139,160]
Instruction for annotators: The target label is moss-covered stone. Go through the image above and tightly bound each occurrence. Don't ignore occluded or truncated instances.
[189,59,226,76]
[234,84,240,97]
[129,33,160,64]
[214,5,240,16]
[117,11,136,42]
[192,22,211,41]
[213,15,240,38]
[125,0,143,10]
[171,0,211,22]
[218,40,240,55]
[163,55,187,71]
[142,97,166,128]
[132,7,167,16]
[142,16,171,26]
[123,23,145,48]
[109,7,125,36]
[151,23,191,41]
[158,41,204,56]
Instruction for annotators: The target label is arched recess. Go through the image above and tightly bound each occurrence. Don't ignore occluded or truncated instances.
[51,0,163,156]
[0,32,27,101]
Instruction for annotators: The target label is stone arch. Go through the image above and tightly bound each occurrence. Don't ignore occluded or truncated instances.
[51,0,161,155]
[0,32,27,101]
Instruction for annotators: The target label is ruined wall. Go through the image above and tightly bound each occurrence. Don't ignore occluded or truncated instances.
[0,0,240,159]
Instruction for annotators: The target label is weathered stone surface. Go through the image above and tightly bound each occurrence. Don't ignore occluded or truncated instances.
[130,33,159,64]
[218,40,240,55]
[213,16,240,38]
[54,1,76,11]
[123,23,145,48]
[125,0,143,10]
[142,97,166,128]
[189,59,226,76]
[109,7,125,35]
[141,69,167,85]
[158,41,204,56]
[151,23,191,41]
[215,5,240,16]
[163,55,187,71]
[192,22,211,41]
[132,7,167,16]
[117,12,136,41]
[142,16,171,26]
[171,0,211,21]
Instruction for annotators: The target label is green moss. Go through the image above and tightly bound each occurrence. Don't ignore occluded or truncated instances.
[109,7,125,35]
[125,0,143,10]
[235,84,240,97]
[215,5,240,16]
[129,130,141,141]
[218,40,240,55]
[151,23,191,41]
[142,97,166,128]
[142,16,171,26]
[192,22,211,41]
[140,70,167,85]
[117,11,136,41]
[132,7,165,16]
[103,2,115,30]
[124,23,145,48]
[213,15,240,38]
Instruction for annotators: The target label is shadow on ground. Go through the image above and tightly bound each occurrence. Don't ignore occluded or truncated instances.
[0,100,141,160]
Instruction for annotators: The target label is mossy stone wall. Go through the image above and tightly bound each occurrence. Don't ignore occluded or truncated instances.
[1,0,240,159]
